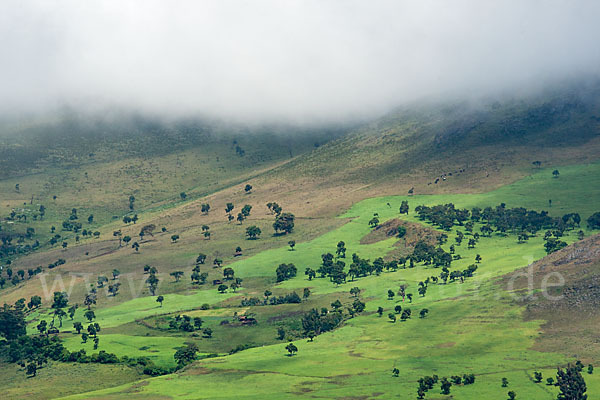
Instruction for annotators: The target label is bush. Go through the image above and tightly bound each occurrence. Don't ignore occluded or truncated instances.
[588,212,600,230]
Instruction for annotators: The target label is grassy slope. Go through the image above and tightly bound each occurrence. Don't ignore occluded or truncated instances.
[0,120,341,260]
[56,163,600,399]
[251,88,600,220]
[2,90,600,399]
[0,362,140,400]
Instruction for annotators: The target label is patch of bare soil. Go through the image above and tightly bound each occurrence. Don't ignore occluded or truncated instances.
[502,233,600,360]
[360,218,440,261]
[360,219,439,246]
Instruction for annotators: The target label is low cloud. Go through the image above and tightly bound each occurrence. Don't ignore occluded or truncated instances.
[1,0,599,124]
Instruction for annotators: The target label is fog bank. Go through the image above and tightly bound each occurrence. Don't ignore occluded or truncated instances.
[1,0,599,124]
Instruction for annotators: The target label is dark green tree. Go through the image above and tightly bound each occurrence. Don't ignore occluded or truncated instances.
[556,363,587,400]
[285,342,298,356]
[174,343,199,368]
[246,225,261,239]
[273,213,295,234]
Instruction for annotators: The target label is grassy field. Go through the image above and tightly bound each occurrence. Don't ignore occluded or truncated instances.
[1,84,600,400]
[0,362,140,400]
[16,162,590,399]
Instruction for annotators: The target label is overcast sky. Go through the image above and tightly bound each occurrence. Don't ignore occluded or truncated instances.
[1,0,599,124]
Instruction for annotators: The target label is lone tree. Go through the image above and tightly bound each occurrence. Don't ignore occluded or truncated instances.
[276,263,297,282]
[156,295,164,307]
[303,288,311,300]
[285,342,298,356]
[336,241,346,258]
[237,213,245,224]
[273,212,295,235]
[244,184,252,194]
[399,200,409,215]
[368,216,379,228]
[246,225,262,240]
[174,343,199,368]
[556,363,587,400]
[553,169,560,178]
[288,240,296,251]
[108,283,120,296]
[147,272,159,295]
[223,267,235,280]
[440,377,452,395]
[50,291,69,328]
[84,310,95,322]
[171,234,180,243]
[170,271,184,282]
[241,204,252,217]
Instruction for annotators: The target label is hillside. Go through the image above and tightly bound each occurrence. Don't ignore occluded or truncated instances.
[236,85,600,220]
[1,90,600,399]
[508,233,600,361]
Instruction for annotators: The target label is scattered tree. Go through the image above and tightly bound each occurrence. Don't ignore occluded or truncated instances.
[170,271,184,282]
[285,342,298,356]
[246,225,262,239]
[174,343,199,368]
[556,363,587,400]
[273,213,295,234]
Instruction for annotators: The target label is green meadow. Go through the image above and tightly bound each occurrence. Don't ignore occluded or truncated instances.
[51,163,600,399]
